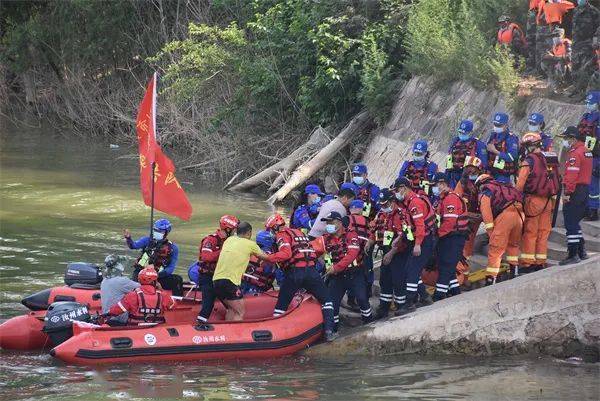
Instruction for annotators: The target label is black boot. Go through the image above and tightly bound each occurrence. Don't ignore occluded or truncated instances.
[585,209,598,222]
[416,293,434,307]
[578,240,589,261]
[432,291,446,302]
[374,304,390,320]
[559,244,581,266]
[394,300,416,316]
[485,276,496,286]
[508,265,519,279]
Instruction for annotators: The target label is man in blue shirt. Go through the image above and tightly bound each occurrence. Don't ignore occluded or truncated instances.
[579,91,600,221]
[398,140,438,195]
[486,112,519,183]
[123,218,183,296]
[526,113,554,152]
[445,119,488,188]
[350,163,381,219]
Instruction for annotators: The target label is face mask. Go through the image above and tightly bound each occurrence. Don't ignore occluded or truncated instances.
[352,176,365,186]
[395,192,404,201]
[413,155,425,162]
[469,175,479,181]
[310,196,321,205]
[152,230,165,241]
[578,0,586,6]
[431,186,440,196]
[458,133,470,141]
[528,124,540,132]
[586,103,598,112]
[562,139,571,148]
[325,224,337,234]
[493,126,504,134]
[381,206,393,213]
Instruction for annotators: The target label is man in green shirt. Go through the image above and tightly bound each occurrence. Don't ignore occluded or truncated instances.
[212,222,269,321]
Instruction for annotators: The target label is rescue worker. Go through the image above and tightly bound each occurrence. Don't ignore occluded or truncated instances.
[454,157,485,271]
[211,222,269,321]
[195,215,239,324]
[309,188,356,238]
[559,126,593,265]
[100,255,140,326]
[241,230,277,294]
[290,184,324,233]
[106,265,175,324]
[476,174,524,285]
[538,0,575,28]
[351,163,381,218]
[486,112,519,184]
[497,15,527,57]
[431,173,469,301]
[526,112,554,152]
[312,211,373,330]
[541,28,572,89]
[124,219,183,296]
[578,91,600,221]
[446,119,487,188]
[391,177,436,314]
[346,199,372,308]
[516,132,561,273]
[263,213,336,341]
[398,140,438,195]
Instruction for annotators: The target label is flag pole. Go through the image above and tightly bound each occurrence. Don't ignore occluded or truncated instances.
[149,161,156,238]
[149,71,158,239]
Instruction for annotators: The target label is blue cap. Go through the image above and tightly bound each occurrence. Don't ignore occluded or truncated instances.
[304,184,324,195]
[493,112,509,125]
[413,140,428,153]
[458,120,473,134]
[340,182,358,195]
[393,176,411,188]
[528,113,544,125]
[256,230,274,249]
[349,199,365,210]
[352,163,367,175]
[586,91,600,105]
[323,194,335,202]
[431,172,449,184]
[378,188,394,203]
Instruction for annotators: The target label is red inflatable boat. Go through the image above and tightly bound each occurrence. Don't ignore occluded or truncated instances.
[50,293,322,365]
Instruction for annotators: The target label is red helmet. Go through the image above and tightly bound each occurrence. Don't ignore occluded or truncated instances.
[138,266,158,285]
[219,215,239,230]
[265,213,286,230]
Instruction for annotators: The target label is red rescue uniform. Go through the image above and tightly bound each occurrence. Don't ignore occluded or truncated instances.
[109,284,175,324]
[402,191,436,246]
[563,141,593,194]
[312,228,361,274]
[198,230,227,275]
[436,191,469,238]
[265,228,317,268]
[454,178,482,260]
[348,213,370,249]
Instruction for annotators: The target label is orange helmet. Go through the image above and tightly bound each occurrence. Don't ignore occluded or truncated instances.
[463,156,483,170]
[474,173,493,187]
[219,215,239,230]
[522,132,542,145]
[138,266,158,285]
[265,213,286,230]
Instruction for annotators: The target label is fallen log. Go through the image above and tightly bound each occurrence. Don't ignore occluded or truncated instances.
[268,111,373,204]
[229,126,330,192]
[222,169,244,190]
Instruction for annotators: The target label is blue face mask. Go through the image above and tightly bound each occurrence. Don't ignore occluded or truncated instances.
[310,196,321,205]
[381,206,393,213]
[395,192,404,201]
[458,133,471,141]
[352,176,365,186]
[413,155,425,162]
[152,230,165,241]
[431,186,440,196]
[586,103,598,112]
[325,224,337,234]
[468,175,478,181]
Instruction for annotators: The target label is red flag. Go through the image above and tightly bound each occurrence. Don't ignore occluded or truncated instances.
[135,73,192,221]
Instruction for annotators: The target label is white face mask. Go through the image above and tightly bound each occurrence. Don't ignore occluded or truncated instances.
[310,196,321,205]
[493,126,504,134]
[152,230,165,241]
[586,103,598,112]
[562,139,571,148]
[395,192,404,201]
[352,176,365,186]
[469,175,479,181]
[325,224,337,234]
[528,124,540,132]
[431,186,440,196]
[381,206,393,213]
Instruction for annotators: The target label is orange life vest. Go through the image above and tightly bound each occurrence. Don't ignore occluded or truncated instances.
[278,228,317,269]
[129,289,165,323]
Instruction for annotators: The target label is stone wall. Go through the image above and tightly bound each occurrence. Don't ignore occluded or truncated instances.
[363,76,587,187]
[309,258,600,360]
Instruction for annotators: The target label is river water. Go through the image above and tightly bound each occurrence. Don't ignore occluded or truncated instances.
[0,121,598,400]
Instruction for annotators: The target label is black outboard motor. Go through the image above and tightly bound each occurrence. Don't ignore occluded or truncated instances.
[64,262,103,287]
[42,302,91,346]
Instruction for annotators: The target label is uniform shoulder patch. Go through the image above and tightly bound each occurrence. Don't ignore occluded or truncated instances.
[584,152,593,158]
[568,157,577,165]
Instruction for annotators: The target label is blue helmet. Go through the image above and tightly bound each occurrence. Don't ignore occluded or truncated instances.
[458,120,473,134]
[412,140,428,154]
[586,91,600,105]
[493,112,509,125]
[304,184,324,195]
[340,182,358,195]
[352,163,368,175]
[528,113,544,125]
[256,230,274,250]
[378,188,394,204]
[153,219,172,233]
[349,199,365,210]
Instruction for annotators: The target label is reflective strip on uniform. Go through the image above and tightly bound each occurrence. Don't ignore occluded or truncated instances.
[486,266,501,274]
[360,308,372,316]
[443,213,459,218]
[117,301,127,313]
[436,283,449,289]
[520,253,535,260]
[506,255,519,262]
[279,243,291,248]
[535,254,547,260]
[485,223,494,229]
[358,236,369,241]
[590,194,600,199]
[379,293,392,301]
[201,247,213,252]
[412,213,424,219]
[435,286,448,293]
[566,167,580,171]
[393,295,406,302]
[273,309,286,316]
[348,245,361,250]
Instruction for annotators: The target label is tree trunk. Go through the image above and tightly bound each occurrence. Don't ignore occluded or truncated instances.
[268,111,373,204]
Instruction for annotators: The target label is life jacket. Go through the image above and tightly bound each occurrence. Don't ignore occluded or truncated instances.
[405,193,437,236]
[552,39,571,61]
[405,161,432,193]
[348,214,369,246]
[447,139,478,171]
[388,206,412,252]
[278,228,317,269]
[481,181,523,218]
[577,115,599,156]
[372,210,392,246]
[129,288,165,324]
[242,258,274,291]
[523,152,560,197]
[198,234,224,275]
[459,177,480,213]
[487,134,517,176]
[497,23,526,47]
[438,191,470,234]
[136,240,172,269]
[323,230,361,270]
[356,183,376,217]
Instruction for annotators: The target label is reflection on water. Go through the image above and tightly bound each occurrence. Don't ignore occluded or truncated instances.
[1,121,599,401]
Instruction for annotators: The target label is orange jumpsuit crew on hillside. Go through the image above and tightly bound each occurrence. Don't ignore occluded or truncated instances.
[476,174,524,285]
[516,132,561,273]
